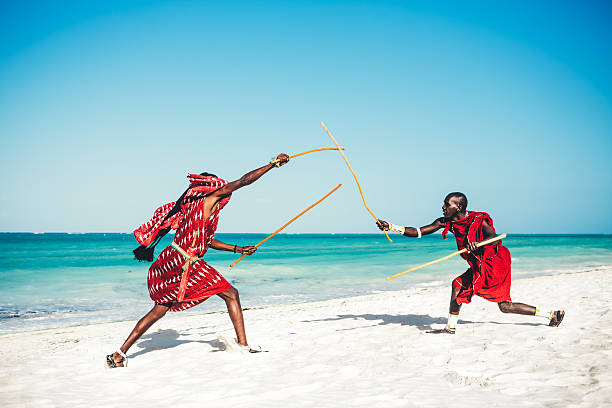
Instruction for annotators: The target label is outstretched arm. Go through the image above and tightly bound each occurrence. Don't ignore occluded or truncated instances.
[376,217,445,237]
[211,153,289,200]
[210,238,257,255]
[202,153,290,217]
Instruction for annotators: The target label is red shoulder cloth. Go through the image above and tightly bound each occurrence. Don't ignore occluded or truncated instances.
[443,210,499,247]
[452,212,493,246]
[133,202,183,247]
[133,173,230,247]
[446,212,502,266]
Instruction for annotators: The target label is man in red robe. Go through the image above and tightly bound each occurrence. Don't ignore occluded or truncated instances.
[106,153,289,368]
[377,192,564,334]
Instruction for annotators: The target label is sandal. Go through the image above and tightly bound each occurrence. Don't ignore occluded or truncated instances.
[548,310,565,327]
[105,350,128,368]
[219,336,266,354]
[243,344,264,354]
[426,328,456,334]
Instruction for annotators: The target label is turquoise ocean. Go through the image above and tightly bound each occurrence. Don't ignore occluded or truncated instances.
[1,233,610,335]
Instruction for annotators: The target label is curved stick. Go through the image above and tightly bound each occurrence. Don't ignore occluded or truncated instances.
[269,148,345,164]
[230,184,343,268]
[386,233,507,280]
[320,122,392,243]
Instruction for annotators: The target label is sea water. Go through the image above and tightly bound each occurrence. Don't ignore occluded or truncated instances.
[0,233,610,334]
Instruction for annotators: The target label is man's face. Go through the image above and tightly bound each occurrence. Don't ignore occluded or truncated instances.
[442,195,462,220]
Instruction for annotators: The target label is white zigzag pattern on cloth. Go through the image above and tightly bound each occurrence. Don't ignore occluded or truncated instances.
[147,188,230,311]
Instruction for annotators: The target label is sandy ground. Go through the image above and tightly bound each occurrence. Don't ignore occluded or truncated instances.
[1,269,611,408]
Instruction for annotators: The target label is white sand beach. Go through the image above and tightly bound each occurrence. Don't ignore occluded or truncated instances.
[1,268,610,408]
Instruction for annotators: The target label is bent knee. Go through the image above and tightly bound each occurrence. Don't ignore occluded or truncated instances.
[220,286,240,301]
[152,306,169,319]
[143,304,169,321]
[498,302,512,313]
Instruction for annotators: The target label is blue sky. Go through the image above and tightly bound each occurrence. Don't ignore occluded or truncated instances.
[0,1,610,233]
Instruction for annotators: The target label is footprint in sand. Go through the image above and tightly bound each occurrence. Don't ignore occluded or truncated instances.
[445,371,489,387]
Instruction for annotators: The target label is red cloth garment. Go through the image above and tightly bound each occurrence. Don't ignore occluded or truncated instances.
[133,202,182,247]
[144,174,233,312]
[442,222,450,240]
[133,174,230,247]
[447,211,512,305]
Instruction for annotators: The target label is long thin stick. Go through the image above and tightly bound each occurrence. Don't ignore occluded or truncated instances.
[269,147,345,164]
[386,233,507,280]
[320,122,392,243]
[230,184,343,268]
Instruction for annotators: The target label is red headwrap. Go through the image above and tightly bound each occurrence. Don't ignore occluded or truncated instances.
[185,173,231,212]
[187,173,227,191]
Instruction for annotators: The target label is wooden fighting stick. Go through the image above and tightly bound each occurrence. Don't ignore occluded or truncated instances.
[320,122,392,243]
[269,148,345,164]
[230,184,343,268]
[386,233,507,280]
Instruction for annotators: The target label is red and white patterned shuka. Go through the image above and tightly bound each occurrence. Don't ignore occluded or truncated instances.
[137,174,232,312]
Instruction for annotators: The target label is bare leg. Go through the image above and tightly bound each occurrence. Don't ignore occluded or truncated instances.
[499,302,565,326]
[217,286,248,346]
[449,284,462,315]
[498,301,536,315]
[428,284,462,334]
[110,304,169,366]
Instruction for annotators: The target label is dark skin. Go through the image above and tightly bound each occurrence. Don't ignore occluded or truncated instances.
[377,194,537,334]
[111,154,290,365]
[210,238,257,255]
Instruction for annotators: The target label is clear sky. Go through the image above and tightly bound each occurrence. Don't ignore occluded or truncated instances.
[1,1,610,234]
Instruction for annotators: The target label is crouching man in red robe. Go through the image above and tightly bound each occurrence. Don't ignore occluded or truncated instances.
[377,192,564,334]
[106,154,290,368]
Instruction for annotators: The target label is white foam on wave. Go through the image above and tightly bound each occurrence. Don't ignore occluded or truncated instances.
[415,280,446,288]
[513,263,612,278]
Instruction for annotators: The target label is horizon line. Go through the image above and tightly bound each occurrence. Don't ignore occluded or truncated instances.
[0,232,610,236]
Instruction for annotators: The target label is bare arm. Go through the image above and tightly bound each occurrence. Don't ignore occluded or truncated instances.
[376,217,445,237]
[210,238,257,255]
[212,153,289,199]
[202,153,290,218]
[466,220,497,252]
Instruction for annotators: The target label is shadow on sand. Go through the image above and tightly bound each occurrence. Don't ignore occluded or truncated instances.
[303,313,544,332]
[129,328,226,358]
